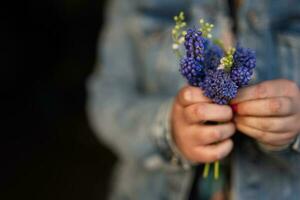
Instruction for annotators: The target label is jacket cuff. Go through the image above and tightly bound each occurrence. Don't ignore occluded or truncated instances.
[149,99,193,171]
[257,133,300,154]
[292,133,300,153]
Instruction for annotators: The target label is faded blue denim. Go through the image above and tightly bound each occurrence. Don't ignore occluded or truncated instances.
[87,0,300,199]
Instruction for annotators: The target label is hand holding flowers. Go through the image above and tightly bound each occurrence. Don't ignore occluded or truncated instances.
[232,79,300,151]
[170,12,300,179]
[170,12,256,179]
[171,86,235,163]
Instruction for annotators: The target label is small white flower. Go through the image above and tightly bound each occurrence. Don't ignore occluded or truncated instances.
[178,37,185,44]
[218,58,226,70]
[172,43,179,50]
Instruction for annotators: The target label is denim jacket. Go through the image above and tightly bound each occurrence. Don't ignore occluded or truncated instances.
[87,0,300,199]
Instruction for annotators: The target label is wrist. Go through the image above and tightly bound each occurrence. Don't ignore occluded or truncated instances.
[167,100,194,169]
[257,142,291,152]
[167,122,194,170]
[152,99,193,170]
[257,133,300,153]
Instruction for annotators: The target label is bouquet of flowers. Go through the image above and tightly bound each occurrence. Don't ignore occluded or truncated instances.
[172,12,256,179]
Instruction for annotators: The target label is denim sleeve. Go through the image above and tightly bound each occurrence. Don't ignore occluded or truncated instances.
[86,0,183,170]
[252,134,300,182]
[86,0,230,170]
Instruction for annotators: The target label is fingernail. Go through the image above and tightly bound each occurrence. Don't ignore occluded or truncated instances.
[231,104,238,113]
[184,90,192,101]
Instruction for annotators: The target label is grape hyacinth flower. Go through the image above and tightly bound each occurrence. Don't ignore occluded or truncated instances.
[179,56,205,87]
[171,12,256,180]
[202,70,238,105]
[230,66,254,87]
[231,46,256,87]
[204,44,224,71]
[233,45,256,70]
[184,28,207,62]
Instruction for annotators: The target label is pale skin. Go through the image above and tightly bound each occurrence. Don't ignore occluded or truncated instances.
[171,85,235,163]
[171,79,300,163]
[232,79,300,151]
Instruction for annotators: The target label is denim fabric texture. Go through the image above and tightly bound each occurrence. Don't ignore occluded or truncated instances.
[87,0,300,199]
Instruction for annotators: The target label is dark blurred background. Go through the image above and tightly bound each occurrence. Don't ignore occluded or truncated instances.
[1,0,116,199]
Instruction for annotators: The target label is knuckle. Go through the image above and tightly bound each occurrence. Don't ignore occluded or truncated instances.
[255,83,268,98]
[211,129,222,141]
[196,105,206,120]
[269,98,282,114]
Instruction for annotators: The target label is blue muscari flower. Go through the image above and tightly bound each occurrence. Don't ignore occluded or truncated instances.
[231,45,256,87]
[179,27,256,105]
[204,44,224,71]
[184,28,206,62]
[180,56,205,86]
[230,67,254,87]
[233,45,256,70]
[202,69,238,105]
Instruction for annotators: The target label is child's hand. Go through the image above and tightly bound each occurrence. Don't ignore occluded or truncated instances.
[171,86,235,163]
[231,79,300,150]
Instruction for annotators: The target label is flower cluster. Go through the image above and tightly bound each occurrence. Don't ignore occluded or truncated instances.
[179,57,204,87]
[184,28,207,62]
[172,12,257,180]
[202,70,238,105]
[231,45,256,87]
[173,13,256,105]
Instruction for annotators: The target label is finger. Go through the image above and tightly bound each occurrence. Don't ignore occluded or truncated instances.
[234,115,298,133]
[236,123,297,146]
[231,79,299,104]
[235,97,295,117]
[184,103,233,124]
[190,123,235,145]
[193,139,233,163]
[177,85,211,107]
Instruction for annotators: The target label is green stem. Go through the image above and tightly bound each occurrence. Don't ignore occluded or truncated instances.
[202,161,220,180]
[203,163,210,178]
[214,161,220,180]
